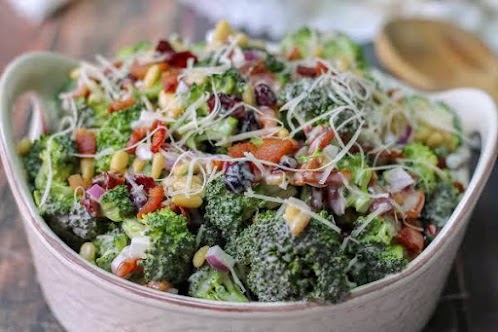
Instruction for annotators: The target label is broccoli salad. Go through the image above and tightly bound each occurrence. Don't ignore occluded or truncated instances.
[18,21,470,303]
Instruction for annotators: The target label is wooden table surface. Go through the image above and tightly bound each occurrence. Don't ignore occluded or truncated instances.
[1,1,497,331]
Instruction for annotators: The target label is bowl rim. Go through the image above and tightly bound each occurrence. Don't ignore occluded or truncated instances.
[1,51,497,313]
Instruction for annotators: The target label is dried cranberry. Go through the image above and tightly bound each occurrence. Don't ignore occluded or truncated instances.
[155,40,174,54]
[207,93,245,117]
[92,172,125,190]
[238,111,259,133]
[224,161,255,194]
[254,84,277,107]
[166,51,197,68]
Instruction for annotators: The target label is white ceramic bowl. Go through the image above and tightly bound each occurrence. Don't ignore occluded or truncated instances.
[1,52,497,332]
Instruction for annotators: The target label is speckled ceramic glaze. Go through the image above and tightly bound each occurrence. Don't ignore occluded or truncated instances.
[1,52,497,332]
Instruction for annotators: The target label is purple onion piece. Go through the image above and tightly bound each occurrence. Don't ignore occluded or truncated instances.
[205,245,235,272]
[87,184,105,201]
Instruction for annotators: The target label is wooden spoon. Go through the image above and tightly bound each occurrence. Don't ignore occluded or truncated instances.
[375,18,498,100]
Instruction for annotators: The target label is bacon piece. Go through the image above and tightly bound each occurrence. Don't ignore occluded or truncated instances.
[138,185,164,218]
[151,125,167,153]
[287,47,301,60]
[125,128,147,153]
[228,142,257,158]
[395,227,424,256]
[254,138,298,163]
[75,128,96,154]
[108,95,136,113]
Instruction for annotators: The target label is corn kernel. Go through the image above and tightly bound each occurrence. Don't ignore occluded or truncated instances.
[132,158,146,173]
[415,125,430,141]
[283,204,311,236]
[70,67,81,80]
[16,137,33,156]
[80,242,96,262]
[235,33,249,46]
[151,153,166,179]
[277,128,290,138]
[173,161,201,176]
[143,64,161,89]
[212,20,233,44]
[81,158,95,181]
[193,245,210,268]
[242,84,255,105]
[146,280,172,292]
[426,132,444,147]
[110,151,129,173]
[172,194,203,208]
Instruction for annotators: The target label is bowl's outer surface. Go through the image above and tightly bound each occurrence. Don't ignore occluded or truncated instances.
[1,52,497,332]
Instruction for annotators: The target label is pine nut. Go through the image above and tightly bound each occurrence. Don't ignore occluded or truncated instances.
[193,245,210,268]
[110,151,129,173]
[277,128,290,138]
[151,153,166,179]
[146,280,172,292]
[132,158,146,173]
[426,132,444,148]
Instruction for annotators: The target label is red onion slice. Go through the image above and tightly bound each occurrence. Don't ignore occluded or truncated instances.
[87,184,105,201]
[205,245,235,272]
[383,167,414,193]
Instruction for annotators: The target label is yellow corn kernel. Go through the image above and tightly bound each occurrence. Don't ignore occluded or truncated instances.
[313,46,324,57]
[277,128,290,138]
[212,20,233,44]
[79,242,96,262]
[415,125,431,141]
[242,84,256,105]
[171,194,203,209]
[173,161,201,176]
[235,33,249,46]
[426,132,444,148]
[151,153,166,179]
[70,67,81,80]
[110,151,129,173]
[16,137,33,156]
[283,204,311,236]
[143,64,161,89]
[192,245,210,268]
[146,280,172,292]
[132,158,146,173]
[81,158,95,181]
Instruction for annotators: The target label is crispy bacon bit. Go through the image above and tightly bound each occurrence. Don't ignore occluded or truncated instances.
[296,65,319,77]
[162,70,180,93]
[130,61,150,80]
[108,96,136,113]
[227,142,257,158]
[115,258,141,278]
[228,138,298,164]
[395,227,424,256]
[151,123,167,153]
[125,128,147,153]
[75,128,96,155]
[138,185,164,218]
[287,47,301,60]
[453,181,465,193]
[73,84,90,99]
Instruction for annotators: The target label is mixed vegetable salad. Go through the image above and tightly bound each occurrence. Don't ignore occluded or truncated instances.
[18,21,470,303]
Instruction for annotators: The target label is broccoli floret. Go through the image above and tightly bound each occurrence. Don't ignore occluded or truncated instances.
[94,227,130,272]
[402,143,438,193]
[21,135,48,186]
[349,244,408,286]
[33,182,75,216]
[348,215,408,286]
[206,69,246,97]
[186,116,238,150]
[338,154,372,190]
[351,215,396,246]
[203,177,264,242]
[34,134,77,189]
[405,96,462,153]
[139,208,196,284]
[233,210,349,303]
[99,185,135,222]
[280,27,366,70]
[122,218,147,238]
[265,53,286,73]
[117,41,153,59]
[188,266,248,302]
[197,223,224,247]
[421,181,461,227]
[95,104,141,172]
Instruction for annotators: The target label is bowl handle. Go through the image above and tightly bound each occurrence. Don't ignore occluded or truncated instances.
[0,52,79,139]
